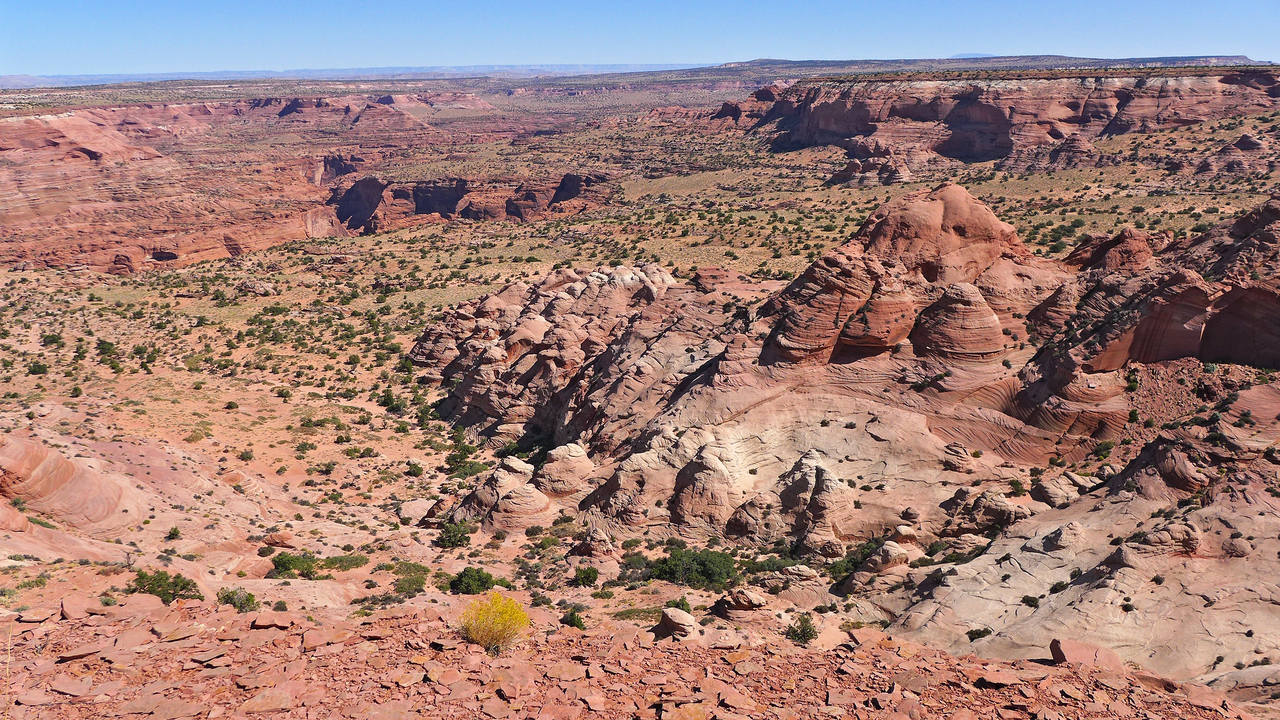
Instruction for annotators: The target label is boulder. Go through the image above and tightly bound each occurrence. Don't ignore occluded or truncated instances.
[656,608,698,639]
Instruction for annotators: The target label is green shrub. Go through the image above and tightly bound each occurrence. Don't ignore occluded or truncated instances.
[394,574,426,596]
[647,548,737,589]
[216,587,260,613]
[436,522,472,549]
[127,570,203,605]
[966,627,993,641]
[785,614,818,645]
[268,552,321,579]
[320,554,369,571]
[664,596,692,613]
[560,609,586,630]
[569,566,599,588]
[450,566,500,595]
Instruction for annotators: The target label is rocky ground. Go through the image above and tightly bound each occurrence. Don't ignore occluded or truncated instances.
[3,592,1252,719]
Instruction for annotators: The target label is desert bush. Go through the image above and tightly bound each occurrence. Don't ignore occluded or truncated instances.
[569,566,599,587]
[560,608,586,630]
[127,569,203,605]
[647,547,737,589]
[394,574,426,596]
[436,522,472,548]
[268,552,324,579]
[459,592,530,654]
[320,554,368,571]
[785,614,818,645]
[216,586,260,613]
[450,566,501,594]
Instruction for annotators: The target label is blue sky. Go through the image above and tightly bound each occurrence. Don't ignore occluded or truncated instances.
[3,0,1278,76]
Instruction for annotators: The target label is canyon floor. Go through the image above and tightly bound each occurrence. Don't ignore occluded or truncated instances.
[2,62,1280,718]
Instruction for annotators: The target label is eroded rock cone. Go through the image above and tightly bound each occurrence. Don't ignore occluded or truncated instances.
[859,183,1026,283]
[534,443,595,497]
[1064,227,1155,272]
[839,276,916,354]
[569,527,616,558]
[909,283,1006,360]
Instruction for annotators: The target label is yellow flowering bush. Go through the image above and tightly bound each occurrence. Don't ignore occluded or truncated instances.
[459,591,530,654]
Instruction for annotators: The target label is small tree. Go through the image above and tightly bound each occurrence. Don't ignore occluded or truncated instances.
[785,614,818,646]
[127,570,203,605]
[450,567,499,595]
[569,566,599,588]
[436,522,472,549]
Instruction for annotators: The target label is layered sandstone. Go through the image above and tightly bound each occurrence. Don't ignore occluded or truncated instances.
[411,184,1280,695]
[715,72,1280,181]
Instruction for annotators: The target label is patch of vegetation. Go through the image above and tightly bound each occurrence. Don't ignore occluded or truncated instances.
[216,586,260,613]
[460,592,530,654]
[450,566,509,595]
[646,547,738,590]
[436,522,473,548]
[560,608,586,630]
[784,613,818,645]
[127,569,203,605]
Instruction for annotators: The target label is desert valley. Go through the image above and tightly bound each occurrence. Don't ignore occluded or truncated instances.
[3,50,1280,720]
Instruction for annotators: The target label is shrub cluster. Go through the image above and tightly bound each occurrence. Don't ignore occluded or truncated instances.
[216,586,260,613]
[127,570,203,605]
[644,547,737,589]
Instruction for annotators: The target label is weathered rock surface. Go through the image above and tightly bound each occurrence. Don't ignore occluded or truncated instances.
[329,172,607,234]
[5,599,1247,720]
[410,185,1280,698]
[716,71,1280,176]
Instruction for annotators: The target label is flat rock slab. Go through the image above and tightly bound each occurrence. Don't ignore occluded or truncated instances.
[58,639,113,662]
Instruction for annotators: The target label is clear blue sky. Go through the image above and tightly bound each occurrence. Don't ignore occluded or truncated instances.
[3,0,1277,76]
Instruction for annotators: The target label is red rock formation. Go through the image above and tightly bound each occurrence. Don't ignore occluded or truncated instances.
[760,183,1035,364]
[859,182,1027,283]
[1195,133,1276,175]
[0,91,596,271]
[908,283,1007,361]
[402,189,1280,692]
[716,72,1280,174]
[330,172,607,233]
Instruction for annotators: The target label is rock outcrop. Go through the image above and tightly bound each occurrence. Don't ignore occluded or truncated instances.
[1195,134,1276,176]
[411,184,1280,696]
[715,72,1280,176]
[330,172,607,234]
